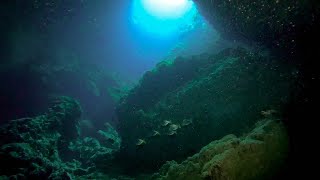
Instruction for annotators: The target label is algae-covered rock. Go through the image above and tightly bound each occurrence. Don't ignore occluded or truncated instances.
[116,48,295,172]
[69,126,121,165]
[0,96,83,179]
[69,137,113,164]
[151,119,288,180]
[0,95,122,179]
[68,122,121,175]
[97,122,121,150]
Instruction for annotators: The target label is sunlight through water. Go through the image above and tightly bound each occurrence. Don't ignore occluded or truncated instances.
[131,0,197,37]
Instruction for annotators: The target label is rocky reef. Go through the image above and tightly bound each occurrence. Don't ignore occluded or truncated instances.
[150,119,288,180]
[69,122,121,169]
[115,47,296,173]
[0,96,82,179]
[1,0,318,178]
[193,1,319,176]
[0,96,120,179]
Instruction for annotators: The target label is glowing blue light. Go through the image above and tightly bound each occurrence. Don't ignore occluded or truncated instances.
[131,0,197,37]
[141,0,194,19]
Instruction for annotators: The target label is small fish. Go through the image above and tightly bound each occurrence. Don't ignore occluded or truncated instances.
[136,139,146,146]
[169,124,181,132]
[162,120,172,127]
[167,130,177,136]
[261,109,277,117]
[181,119,193,126]
[151,130,160,137]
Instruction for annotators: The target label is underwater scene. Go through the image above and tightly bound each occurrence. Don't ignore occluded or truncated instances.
[0,0,319,179]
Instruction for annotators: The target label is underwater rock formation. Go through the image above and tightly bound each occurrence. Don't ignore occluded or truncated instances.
[0,96,82,179]
[193,1,320,177]
[0,95,122,179]
[69,122,121,167]
[115,47,296,172]
[150,119,288,180]
[193,0,320,53]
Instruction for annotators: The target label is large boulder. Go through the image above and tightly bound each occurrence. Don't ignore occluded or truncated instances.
[115,47,296,173]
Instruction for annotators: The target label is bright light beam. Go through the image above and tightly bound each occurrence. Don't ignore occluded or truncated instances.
[131,0,197,37]
[141,0,194,19]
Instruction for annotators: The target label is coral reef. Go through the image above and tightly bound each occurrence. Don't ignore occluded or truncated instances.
[150,119,288,180]
[115,47,296,173]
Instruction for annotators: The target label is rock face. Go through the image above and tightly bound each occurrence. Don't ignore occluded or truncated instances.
[0,96,121,179]
[151,119,288,180]
[115,47,296,172]
[193,0,320,53]
[0,96,82,179]
[193,1,320,177]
